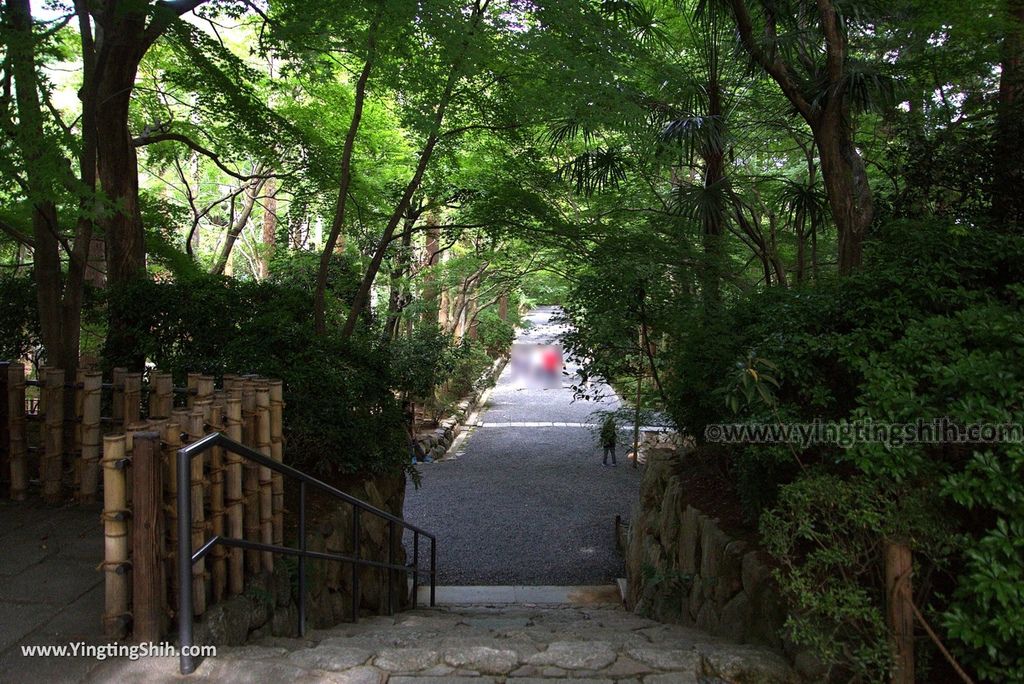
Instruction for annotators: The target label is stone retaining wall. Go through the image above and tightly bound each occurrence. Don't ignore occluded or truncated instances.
[625,448,822,681]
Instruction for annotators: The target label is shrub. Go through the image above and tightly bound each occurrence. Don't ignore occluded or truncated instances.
[667,221,1024,680]
[0,274,39,362]
[102,276,407,477]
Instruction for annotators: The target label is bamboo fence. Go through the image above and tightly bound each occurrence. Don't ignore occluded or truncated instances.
[0,361,285,641]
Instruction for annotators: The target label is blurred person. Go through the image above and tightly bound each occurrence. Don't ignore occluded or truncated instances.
[600,414,618,467]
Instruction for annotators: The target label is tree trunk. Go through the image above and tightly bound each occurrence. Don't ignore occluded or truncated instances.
[259,178,277,279]
[385,216,414,340]
[313,20,379,334]
[7,0,70,371]
[420,212,442,327]
[994,0,1024,225]
[814,112,872,274]
[211,177,267,276]
[340,2,488,339]
[96,38,147,286]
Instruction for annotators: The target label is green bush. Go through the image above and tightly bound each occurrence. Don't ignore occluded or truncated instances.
[475,307,516,358]
[0,274,39,362]
[102,276,407,477]
[668,221,1024,680]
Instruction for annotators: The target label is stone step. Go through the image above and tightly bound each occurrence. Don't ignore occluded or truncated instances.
[413,584,623,607]
[92,604,801,683]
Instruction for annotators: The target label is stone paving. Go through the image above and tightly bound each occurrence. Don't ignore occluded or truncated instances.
[0,497,106,683]
[94,602,798,683]
[404,307,643,585]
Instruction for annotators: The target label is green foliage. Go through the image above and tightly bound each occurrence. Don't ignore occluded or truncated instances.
[676,220,1024,679]
[0,275,39,362]
[102,277,407,477]
[389,324,460,402]
[474,308,515,358]
[761,473,917,681]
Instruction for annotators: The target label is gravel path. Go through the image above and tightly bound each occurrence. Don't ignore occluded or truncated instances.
[404,307,642,585]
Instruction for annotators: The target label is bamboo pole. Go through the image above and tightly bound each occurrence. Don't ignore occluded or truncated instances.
[111,367,126,427]
[208,400,227,602]
[41,368,64,504]
[225,395,244,594]
[241,380,260,574]
[186,373,201,409]
[188,408,207,616]
[162,419,182,615]
[7,363,27,501]
[131,431,164,643]
[78,371,102,502]
[269,379,284,549]
[73,368,84,493]
[101,434,130,638]
[255,380,273,571]
[149,372,173,419]
[123,372,142,426]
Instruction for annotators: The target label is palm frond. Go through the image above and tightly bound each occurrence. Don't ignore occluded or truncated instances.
[556,147,629,196]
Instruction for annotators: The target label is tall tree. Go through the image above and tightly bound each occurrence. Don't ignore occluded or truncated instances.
[724,0,875,273]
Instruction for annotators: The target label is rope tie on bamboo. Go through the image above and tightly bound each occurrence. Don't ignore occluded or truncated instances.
[96,559,131,573]
[99,510,131,529]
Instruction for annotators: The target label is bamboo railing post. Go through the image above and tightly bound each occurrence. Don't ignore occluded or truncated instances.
[7,363,26,501]
[111,367,126,428]
[73,368,84,494]
[269,379,284,549]
[132,431,164,643]
[187,409,207,616]
[241,380,260,574]
[207,399,227,602]
[163,419,183,615]
[78,371,103,503]
[101,434,130,638]
[149,372,173,419]
[225,394,244,594]
[186,373,201,410]
[886,540,915,684]
[255,380,273,571]
[123,372,142,426]
[42,368,64,504]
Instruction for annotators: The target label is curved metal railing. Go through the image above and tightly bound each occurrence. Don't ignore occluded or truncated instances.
[176,432,435,674]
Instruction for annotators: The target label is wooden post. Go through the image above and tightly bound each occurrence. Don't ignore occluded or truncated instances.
[78,371,103,502]
[41,368,64,504]
[123,372,142,425]
[207,400,227,602]
[111,367,126,428]
[101,434,130,638]
[188,409,207,616]
[256,380,273,571]
[162,419,182,614]
[131,431,164,643]
[7,363,26,501]
[0,362,8,497]
[149,372,173,419]
[241,380,260,574]
[225,395,244,594]
[886,540,915,684]
[269,379,284,549]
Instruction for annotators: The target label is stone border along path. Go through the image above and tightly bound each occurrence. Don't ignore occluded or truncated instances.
[95,603,798,683]
[403,306,644,586]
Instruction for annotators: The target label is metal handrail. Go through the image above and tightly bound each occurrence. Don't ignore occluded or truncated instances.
[176,432,436,674]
